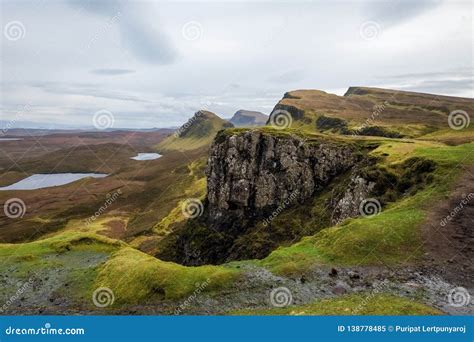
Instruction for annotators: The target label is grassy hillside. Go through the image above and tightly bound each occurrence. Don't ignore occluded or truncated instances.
[257,140,474,276]
[157,110,233,152]
[271,87,473,139]
[0,228,238,312]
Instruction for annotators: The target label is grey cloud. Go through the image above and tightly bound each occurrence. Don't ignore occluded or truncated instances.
[403,79,473,94]
[118,11,176,65]
[68,0,121,16]
[377,69,473,96]
[2,1,471,128]
[33,82,151,103]
[68,0,177,64]
[267,69,307,84]
[91,68,135,76]
[381,68,471,80]
[367,0,441,27]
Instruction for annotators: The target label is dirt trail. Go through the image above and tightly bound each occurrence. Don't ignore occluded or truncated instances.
[422,165,474,287]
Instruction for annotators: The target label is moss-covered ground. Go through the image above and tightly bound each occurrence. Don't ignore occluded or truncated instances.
[232,294,441,315]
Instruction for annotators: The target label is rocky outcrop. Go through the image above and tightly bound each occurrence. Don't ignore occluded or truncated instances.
[159,130,436,265]
[206,130,363,231]
[330,175,376,225]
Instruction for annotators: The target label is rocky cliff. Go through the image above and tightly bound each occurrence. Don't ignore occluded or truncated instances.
[205,129,363,231]
[157,128,436,265]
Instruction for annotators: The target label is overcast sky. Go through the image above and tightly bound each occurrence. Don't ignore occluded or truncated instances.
[1,0,472,129]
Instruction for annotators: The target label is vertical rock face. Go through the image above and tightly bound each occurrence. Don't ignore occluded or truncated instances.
[157,129,395,265]
[330,175,376,225]
[205,130,363,231]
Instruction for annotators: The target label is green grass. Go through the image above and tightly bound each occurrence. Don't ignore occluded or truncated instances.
[0,231,123,258]
[152,159,207,237]
[222,126,345,142]
[255,141,474,276]
[1,123,471,311]
[157,111,232,152]
[157,135,217,152]
[232,294,441,315]
[0,230,240,308]
[0,231,122,307]
[0,231,123,282]
[418,126,474,145]
[95,247,239,304]
[261,204,423,272]
[412,142,474,167]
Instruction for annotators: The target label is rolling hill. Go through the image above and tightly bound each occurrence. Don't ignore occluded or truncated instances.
[156,110,233,152]
[270,87,473,142]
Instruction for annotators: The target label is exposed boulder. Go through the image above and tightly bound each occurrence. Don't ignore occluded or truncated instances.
[330,175,376,225]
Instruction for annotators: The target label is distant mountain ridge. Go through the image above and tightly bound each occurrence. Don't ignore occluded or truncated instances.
[229,110,268,127]
[270,86,473,140]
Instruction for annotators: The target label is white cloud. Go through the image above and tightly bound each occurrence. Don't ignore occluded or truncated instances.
[1,0,471,128]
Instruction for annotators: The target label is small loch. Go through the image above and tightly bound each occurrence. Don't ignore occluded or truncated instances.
[130,153,162,161]
[0,173,108,190]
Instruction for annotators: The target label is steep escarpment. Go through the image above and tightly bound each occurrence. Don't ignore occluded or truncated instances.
[206,130,362,229]
[157,129,439,266]
[157,129,375,265]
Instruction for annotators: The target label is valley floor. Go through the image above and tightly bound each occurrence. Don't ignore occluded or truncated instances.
[1,164,472,315]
